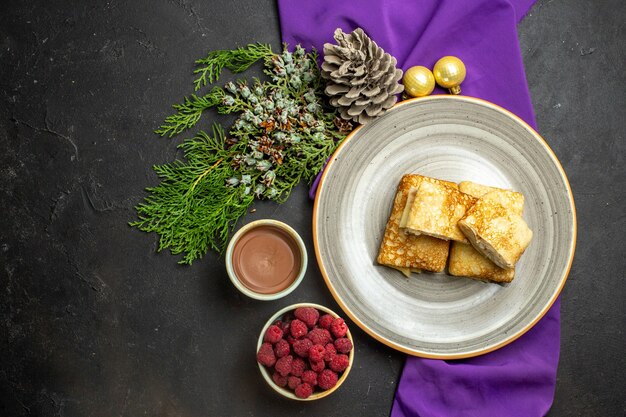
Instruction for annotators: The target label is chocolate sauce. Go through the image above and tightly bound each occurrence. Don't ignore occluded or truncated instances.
[232,225,301,294]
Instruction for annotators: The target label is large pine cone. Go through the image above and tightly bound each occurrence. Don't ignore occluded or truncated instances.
[321,28,404,124]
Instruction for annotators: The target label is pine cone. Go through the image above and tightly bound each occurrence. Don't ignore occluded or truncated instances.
[321,28,404,124]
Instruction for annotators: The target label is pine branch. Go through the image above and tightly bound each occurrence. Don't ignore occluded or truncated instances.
[193,43,273,91]
[134,44,349,265]
[155,88,225,137]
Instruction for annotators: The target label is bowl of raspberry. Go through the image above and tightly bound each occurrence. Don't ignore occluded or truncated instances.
[256,303,355,400]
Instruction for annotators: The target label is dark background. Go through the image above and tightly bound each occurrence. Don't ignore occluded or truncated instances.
[1,0,624,416]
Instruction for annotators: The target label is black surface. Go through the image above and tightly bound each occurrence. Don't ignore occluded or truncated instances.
[1,1,624,416]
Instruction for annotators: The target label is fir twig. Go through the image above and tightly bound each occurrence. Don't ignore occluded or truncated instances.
[193,43,273,91]
[131,124,253,263]
[155,89,225,137]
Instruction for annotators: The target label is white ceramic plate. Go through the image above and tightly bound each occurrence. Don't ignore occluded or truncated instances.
[313,96,576,359]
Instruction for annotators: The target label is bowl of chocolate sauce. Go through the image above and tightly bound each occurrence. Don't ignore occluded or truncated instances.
[226,220,307,300]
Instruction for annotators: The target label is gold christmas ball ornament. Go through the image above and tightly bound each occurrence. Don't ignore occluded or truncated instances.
[433,56,466,94]
[403,66,435,98]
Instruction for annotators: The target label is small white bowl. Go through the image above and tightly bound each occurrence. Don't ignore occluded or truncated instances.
[256,303,355,401]
[225,219,307,301]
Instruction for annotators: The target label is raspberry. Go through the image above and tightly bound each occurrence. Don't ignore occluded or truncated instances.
[329,354,350,372]
[274,339,291,358]
[264,325,283,344]
[309,359,325,373]
[272,371,288,388]
[318,314,334,329]
[257,342,276,367]
[334,337,353,354]
[287,376,301,390]
[275,355,293,377]
[286,335,297,346]
[330,317,348,338]
[292,338,313,358]
[290,319,308,339]
[302,370,318,386]
[323,343,337,362]
[318,369,338,390]
[295,382,313,399]
[274,320,287,332]
[291,357,306,377]
[308,328,332,345]
[308,344,325,362]
[294,307,320,328]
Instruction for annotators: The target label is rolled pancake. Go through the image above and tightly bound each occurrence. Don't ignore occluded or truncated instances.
[449,182,524,283]
[402,181,476,243]
[458,197,533,269]
[377,174,456,274]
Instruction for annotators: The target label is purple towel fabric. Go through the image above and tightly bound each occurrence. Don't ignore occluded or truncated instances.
[278,1,560,416]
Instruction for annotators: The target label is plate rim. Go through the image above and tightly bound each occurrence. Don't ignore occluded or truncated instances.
[312,95,577,359]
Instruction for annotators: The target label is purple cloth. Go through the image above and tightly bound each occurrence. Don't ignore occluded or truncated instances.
[279,1,561,416]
